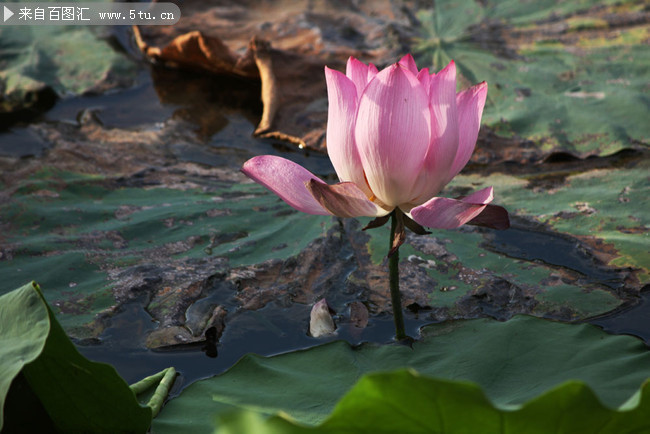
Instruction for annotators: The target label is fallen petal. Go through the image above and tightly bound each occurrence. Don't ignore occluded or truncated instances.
[306,180,390,218]
[309,299,336,338]
[241,156,330,215]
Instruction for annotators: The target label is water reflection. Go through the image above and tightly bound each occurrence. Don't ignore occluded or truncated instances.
[78,298,428,394]
[150,65,262,141]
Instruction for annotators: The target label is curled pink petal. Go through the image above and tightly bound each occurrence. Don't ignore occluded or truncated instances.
[447,81,488,183]
[409,60,460,204]
[241,156,330,215]
[463,186,493,204]
[306,181,390,218]
[325,67,369,195]
[467,204,510,230]
[409,187,494,229]
[355,64,431,207]
[398,53,419,75]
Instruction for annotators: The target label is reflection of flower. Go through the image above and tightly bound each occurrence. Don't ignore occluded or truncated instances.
[242,54,508,231]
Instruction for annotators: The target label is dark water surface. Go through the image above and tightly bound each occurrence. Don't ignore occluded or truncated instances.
[77,299,429,395]
[76,287,650,397]
[486,225,625,290]
[591,291,650,346]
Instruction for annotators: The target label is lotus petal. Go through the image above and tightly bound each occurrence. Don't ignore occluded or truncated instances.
[241,156,330,215]
[408,61,460,204]
[346,57,372,99]
[355,64,431,207]
[467,204,510,230]
[306,180,390,218]
[447,81,488,182]
[398,53,419,75]
[409,187,494,229]
[324,67,369,194]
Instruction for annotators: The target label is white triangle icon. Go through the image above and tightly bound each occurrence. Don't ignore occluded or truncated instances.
[3,6,14,22]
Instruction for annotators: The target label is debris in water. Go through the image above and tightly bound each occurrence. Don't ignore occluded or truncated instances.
[309,299,336,338]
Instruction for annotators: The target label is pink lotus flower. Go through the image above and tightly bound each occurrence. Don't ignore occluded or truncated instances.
[242,54,508,231]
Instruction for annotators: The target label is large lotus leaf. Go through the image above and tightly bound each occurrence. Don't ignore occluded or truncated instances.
[363,218,623,319]
[357,156,647,320]
[214,373,650,434]
[0,169,333,337]
[0,25,136,111]
[0,282,151,432]
[0,281,50,431]
[413,0,650,157]
[3,171,329,264]
[452,158,650,284]
[152,315,650,433]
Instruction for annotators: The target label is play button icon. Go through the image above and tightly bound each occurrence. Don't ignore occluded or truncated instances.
[3,6,14,22]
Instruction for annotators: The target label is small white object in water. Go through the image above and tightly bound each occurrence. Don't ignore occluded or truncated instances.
[309,299,336,337]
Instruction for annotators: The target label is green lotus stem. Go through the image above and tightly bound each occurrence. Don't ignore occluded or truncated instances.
[148,367,177,417]
[130,368,167,395]
[389,211,407,341]
[130,367,177,418]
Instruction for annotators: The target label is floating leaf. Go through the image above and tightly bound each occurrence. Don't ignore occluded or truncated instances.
[153,315,650,433]
[0,169,333,340]
[453,158,650,284]
[0,26,136,113]
[361,219,624,321]
[413,0,650,158]
[3,159,641,342]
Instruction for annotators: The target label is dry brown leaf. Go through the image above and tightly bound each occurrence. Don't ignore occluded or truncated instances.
[132,25,259,78]
[132,0,411,150]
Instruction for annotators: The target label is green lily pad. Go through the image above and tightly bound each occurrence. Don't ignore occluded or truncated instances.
[3,159,641,340]
[413,0,650,158]
[215,374,650,434]
[0,25,136,112]
[0,169,333,338]
[362,219,623,321]
[453,158,650,284]
[153,315,650,433]
[2,157,643,343]
[367,156,646,319]
[0,282,152,432]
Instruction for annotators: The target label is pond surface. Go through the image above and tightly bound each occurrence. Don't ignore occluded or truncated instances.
[1,43,648,399]
[1,64,422,391]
